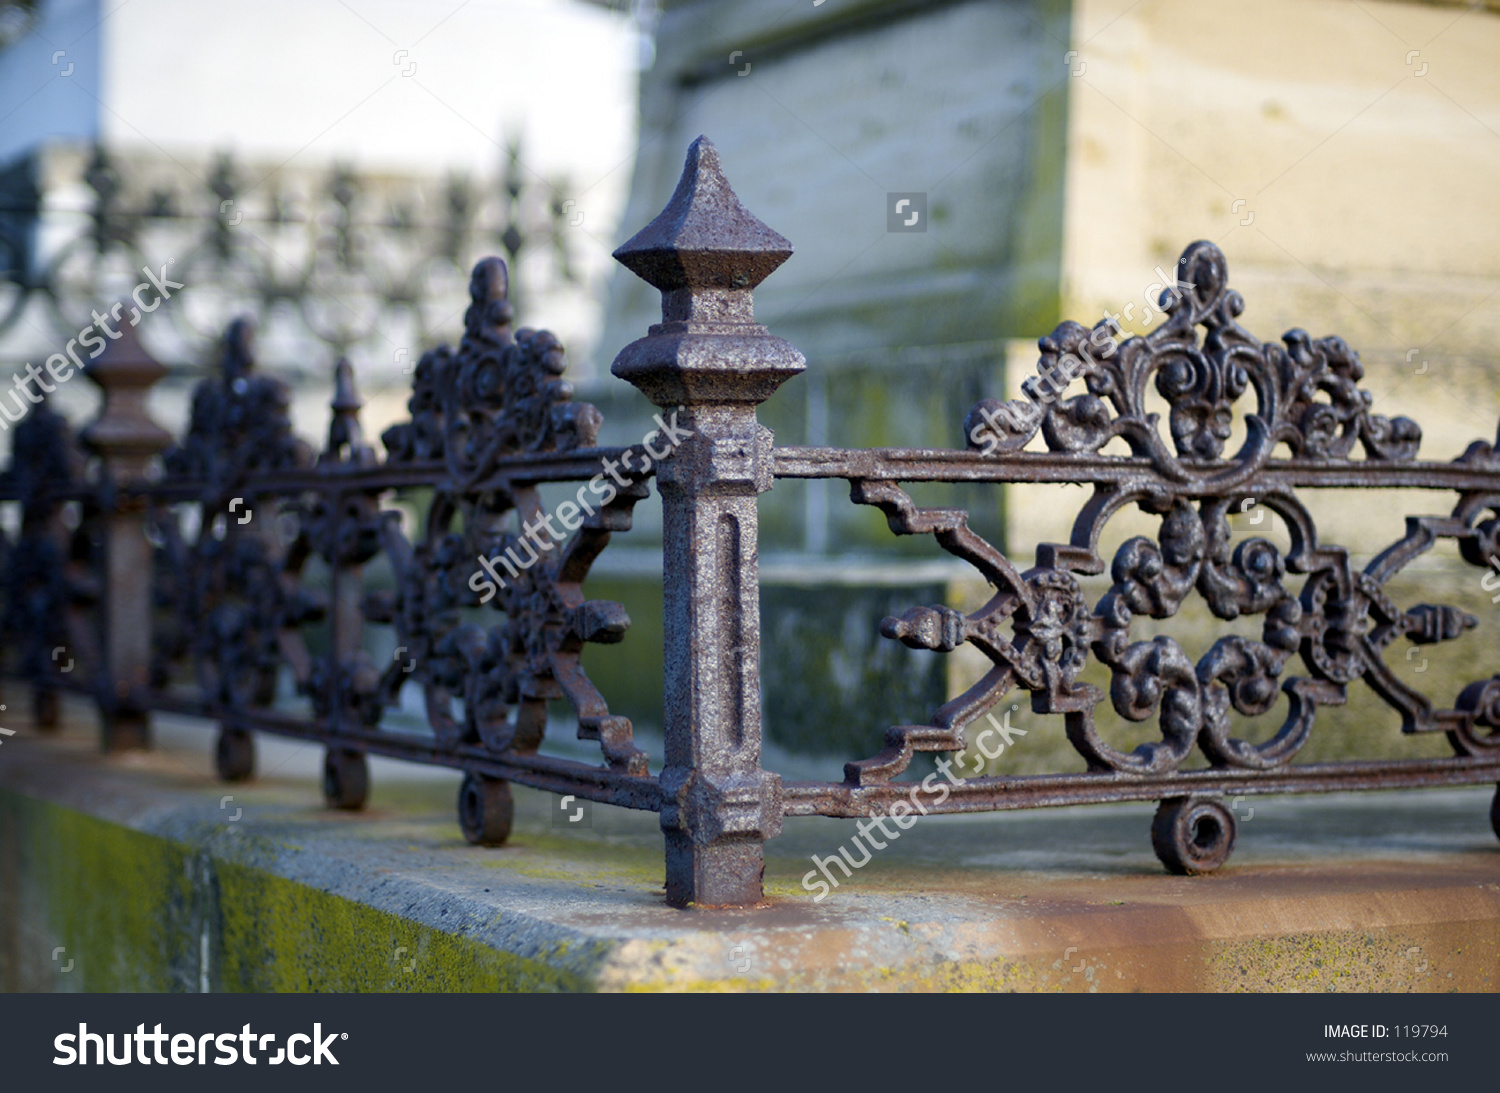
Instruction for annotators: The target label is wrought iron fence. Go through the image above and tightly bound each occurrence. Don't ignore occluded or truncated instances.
[4,136,1500,908]
[0,141,582,370]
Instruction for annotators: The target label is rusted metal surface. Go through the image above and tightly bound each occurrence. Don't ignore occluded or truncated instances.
[611,136,804,907]
[781,757,1500,816]
[825,241,1500,779]
[3,138,1500,907]
[770,237,1500,881]
[143,254,651,784]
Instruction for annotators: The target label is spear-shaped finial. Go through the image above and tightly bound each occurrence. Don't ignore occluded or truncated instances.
[611,137,804,406]
[613,136,792,323]
[323,357,375,466]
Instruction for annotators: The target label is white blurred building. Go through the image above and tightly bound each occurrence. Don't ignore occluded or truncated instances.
[0,0,645,445]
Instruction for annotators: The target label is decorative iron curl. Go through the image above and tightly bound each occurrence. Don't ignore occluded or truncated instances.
[852,245,1484,787]
[964,240,1422,488]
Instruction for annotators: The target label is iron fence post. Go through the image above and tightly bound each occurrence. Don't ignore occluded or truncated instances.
[82,323,171,750]
[612,137,805,906]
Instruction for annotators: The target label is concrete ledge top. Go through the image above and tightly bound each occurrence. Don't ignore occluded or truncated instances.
[2,702,1499,992]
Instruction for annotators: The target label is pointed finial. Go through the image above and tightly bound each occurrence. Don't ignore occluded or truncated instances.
[614,137,791,323]
[610,137,804,407]
[222,316,256,388]
[324,357,374,466]
[331,357,361,414]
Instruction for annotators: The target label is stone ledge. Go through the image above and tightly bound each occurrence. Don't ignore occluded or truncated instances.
[2,702,1499,992]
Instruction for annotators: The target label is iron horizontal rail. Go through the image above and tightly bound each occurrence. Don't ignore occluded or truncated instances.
[22,666,1498,820]
[0,446,658,508]
[133,688,665,812]
[0,484,97,503]
[10,446,1499,501]
[782,756,1500,817]
[131,462,455,498]
[125,445,656,501]
[773,446,1500,491]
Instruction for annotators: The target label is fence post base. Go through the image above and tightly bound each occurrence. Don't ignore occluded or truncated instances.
[665,833,770,909]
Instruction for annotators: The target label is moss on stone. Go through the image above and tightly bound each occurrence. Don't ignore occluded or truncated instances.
[2,789,592,993]
[213,860,587,992]
[17,791,193,991]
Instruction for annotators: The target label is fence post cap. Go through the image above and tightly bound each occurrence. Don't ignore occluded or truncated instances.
[84,319,167,390]
[612,136,791,294]
[81,320,172,472]
[610,137,804,406]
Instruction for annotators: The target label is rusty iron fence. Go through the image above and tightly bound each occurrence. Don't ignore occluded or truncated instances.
[4,136,1500,908]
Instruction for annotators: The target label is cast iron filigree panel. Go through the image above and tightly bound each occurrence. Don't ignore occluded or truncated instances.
[849,242,1496,788]
[143,256,648,793]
